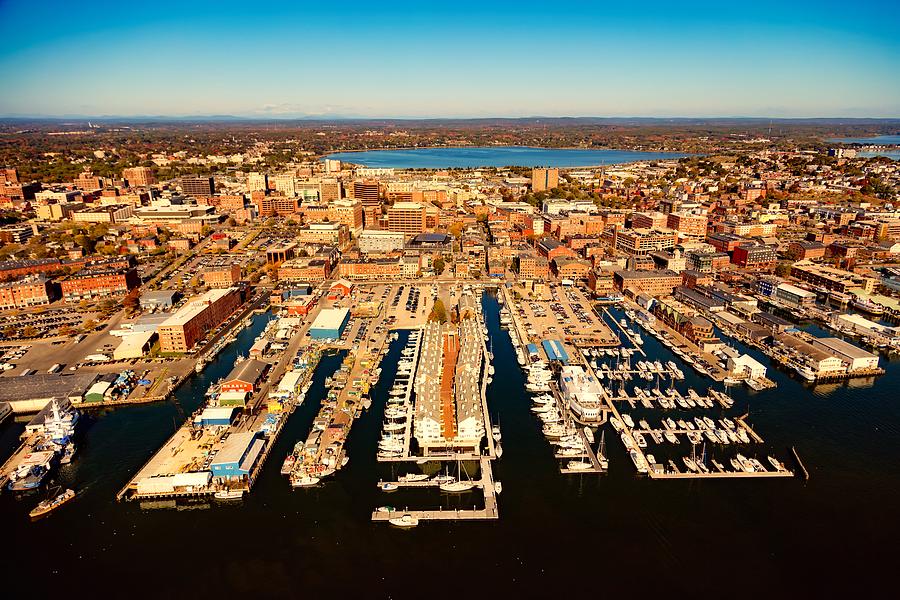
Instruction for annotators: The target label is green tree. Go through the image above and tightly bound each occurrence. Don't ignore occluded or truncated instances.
[429,299,448,323]
[774,262,792,278]
[433,257,446,275]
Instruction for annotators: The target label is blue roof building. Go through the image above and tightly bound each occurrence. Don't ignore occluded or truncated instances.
[542,339,570,364]
[210,432,265,479]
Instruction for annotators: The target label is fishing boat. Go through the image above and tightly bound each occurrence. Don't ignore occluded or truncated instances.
[280,454,296,475]
[213,489,244,500]
[389,514,419,528]
[292,475,321,487]
[29,488,75,519]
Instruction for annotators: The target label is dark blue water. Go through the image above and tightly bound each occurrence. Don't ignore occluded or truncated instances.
[827,135,900,144]
[325,146,688,169]
[2,295,899,598]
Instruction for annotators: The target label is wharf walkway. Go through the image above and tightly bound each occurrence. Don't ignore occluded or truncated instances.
[601,307,646,357]
[371,456,499,522]
[649,469,794,480]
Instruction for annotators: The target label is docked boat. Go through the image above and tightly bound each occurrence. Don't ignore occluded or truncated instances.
[664,431,678,444]
[380,482,399,492]
[621,414,635,429]
[389,514,419,528]
[213,489,244,500]
[633,432,647,448]
[629,449,648,474]
[280,454,296,475]
[29,488,75,519]
[566,460,592,471]
[768,456,784,471]
[399,473,429,483]
[440,480,475,493]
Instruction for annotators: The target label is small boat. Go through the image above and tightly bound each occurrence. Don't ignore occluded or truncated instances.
[495,443,503,458]
[440,480,475,493]
[213,489,244,500]
[389,514,419,528]
[280,454,296,475]
[381,482,399,492]
[767,456,784,471]
[583,427,595,444]
[431,474,455,485]
[492,425,502,442]
[566,460,592,471]
[29,488,75,519]
[398,473,429,483]
[376,505,396,513]
[495,481,503,494]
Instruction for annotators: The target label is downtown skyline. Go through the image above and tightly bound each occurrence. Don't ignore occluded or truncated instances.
[1,0,899,119]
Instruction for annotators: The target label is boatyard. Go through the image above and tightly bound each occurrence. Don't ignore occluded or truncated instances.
[119,304,324,501]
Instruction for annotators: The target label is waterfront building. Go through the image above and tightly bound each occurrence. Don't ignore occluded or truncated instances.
[613,269,682,297]
[157,288,242,353]
[308,307,350,340]
[210,432,265,480]
[775,283,817,308]
[221,359,269,394]
[790,261,877,294]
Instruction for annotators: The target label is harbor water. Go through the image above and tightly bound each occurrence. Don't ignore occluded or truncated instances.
[325,146,689,169]
[2,295,899,598]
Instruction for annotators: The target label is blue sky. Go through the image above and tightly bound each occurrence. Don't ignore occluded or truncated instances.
[1,0,898,118]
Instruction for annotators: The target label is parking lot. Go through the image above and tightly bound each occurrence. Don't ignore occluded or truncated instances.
[0,306,92,339]
[511,283,616,347]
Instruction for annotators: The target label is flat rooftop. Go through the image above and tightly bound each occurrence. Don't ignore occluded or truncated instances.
[0,373,97,403]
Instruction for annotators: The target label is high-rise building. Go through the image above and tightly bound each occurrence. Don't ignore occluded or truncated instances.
[181,175,215,197]
[319,178,342,202]
[122,166,156,187]
[387,202,427,235]
[2,168,20,184]
[271,174,296,196]
[353,179,380,204]
[74,171,104,191]
[247,172,268,192]
[532,168,559,192]
[328,199,364,230]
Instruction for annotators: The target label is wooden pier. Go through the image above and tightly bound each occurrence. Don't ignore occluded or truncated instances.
[371,457,499,523]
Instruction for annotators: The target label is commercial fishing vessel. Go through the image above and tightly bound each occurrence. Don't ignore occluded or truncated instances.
[29,488,75,519]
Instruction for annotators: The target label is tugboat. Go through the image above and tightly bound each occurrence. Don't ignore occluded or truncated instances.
[29,488,75,520]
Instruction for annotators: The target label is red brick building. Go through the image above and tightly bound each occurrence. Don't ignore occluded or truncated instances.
[59,268,140,301]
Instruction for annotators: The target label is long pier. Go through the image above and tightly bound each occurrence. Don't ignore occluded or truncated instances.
[371,456,499,522]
